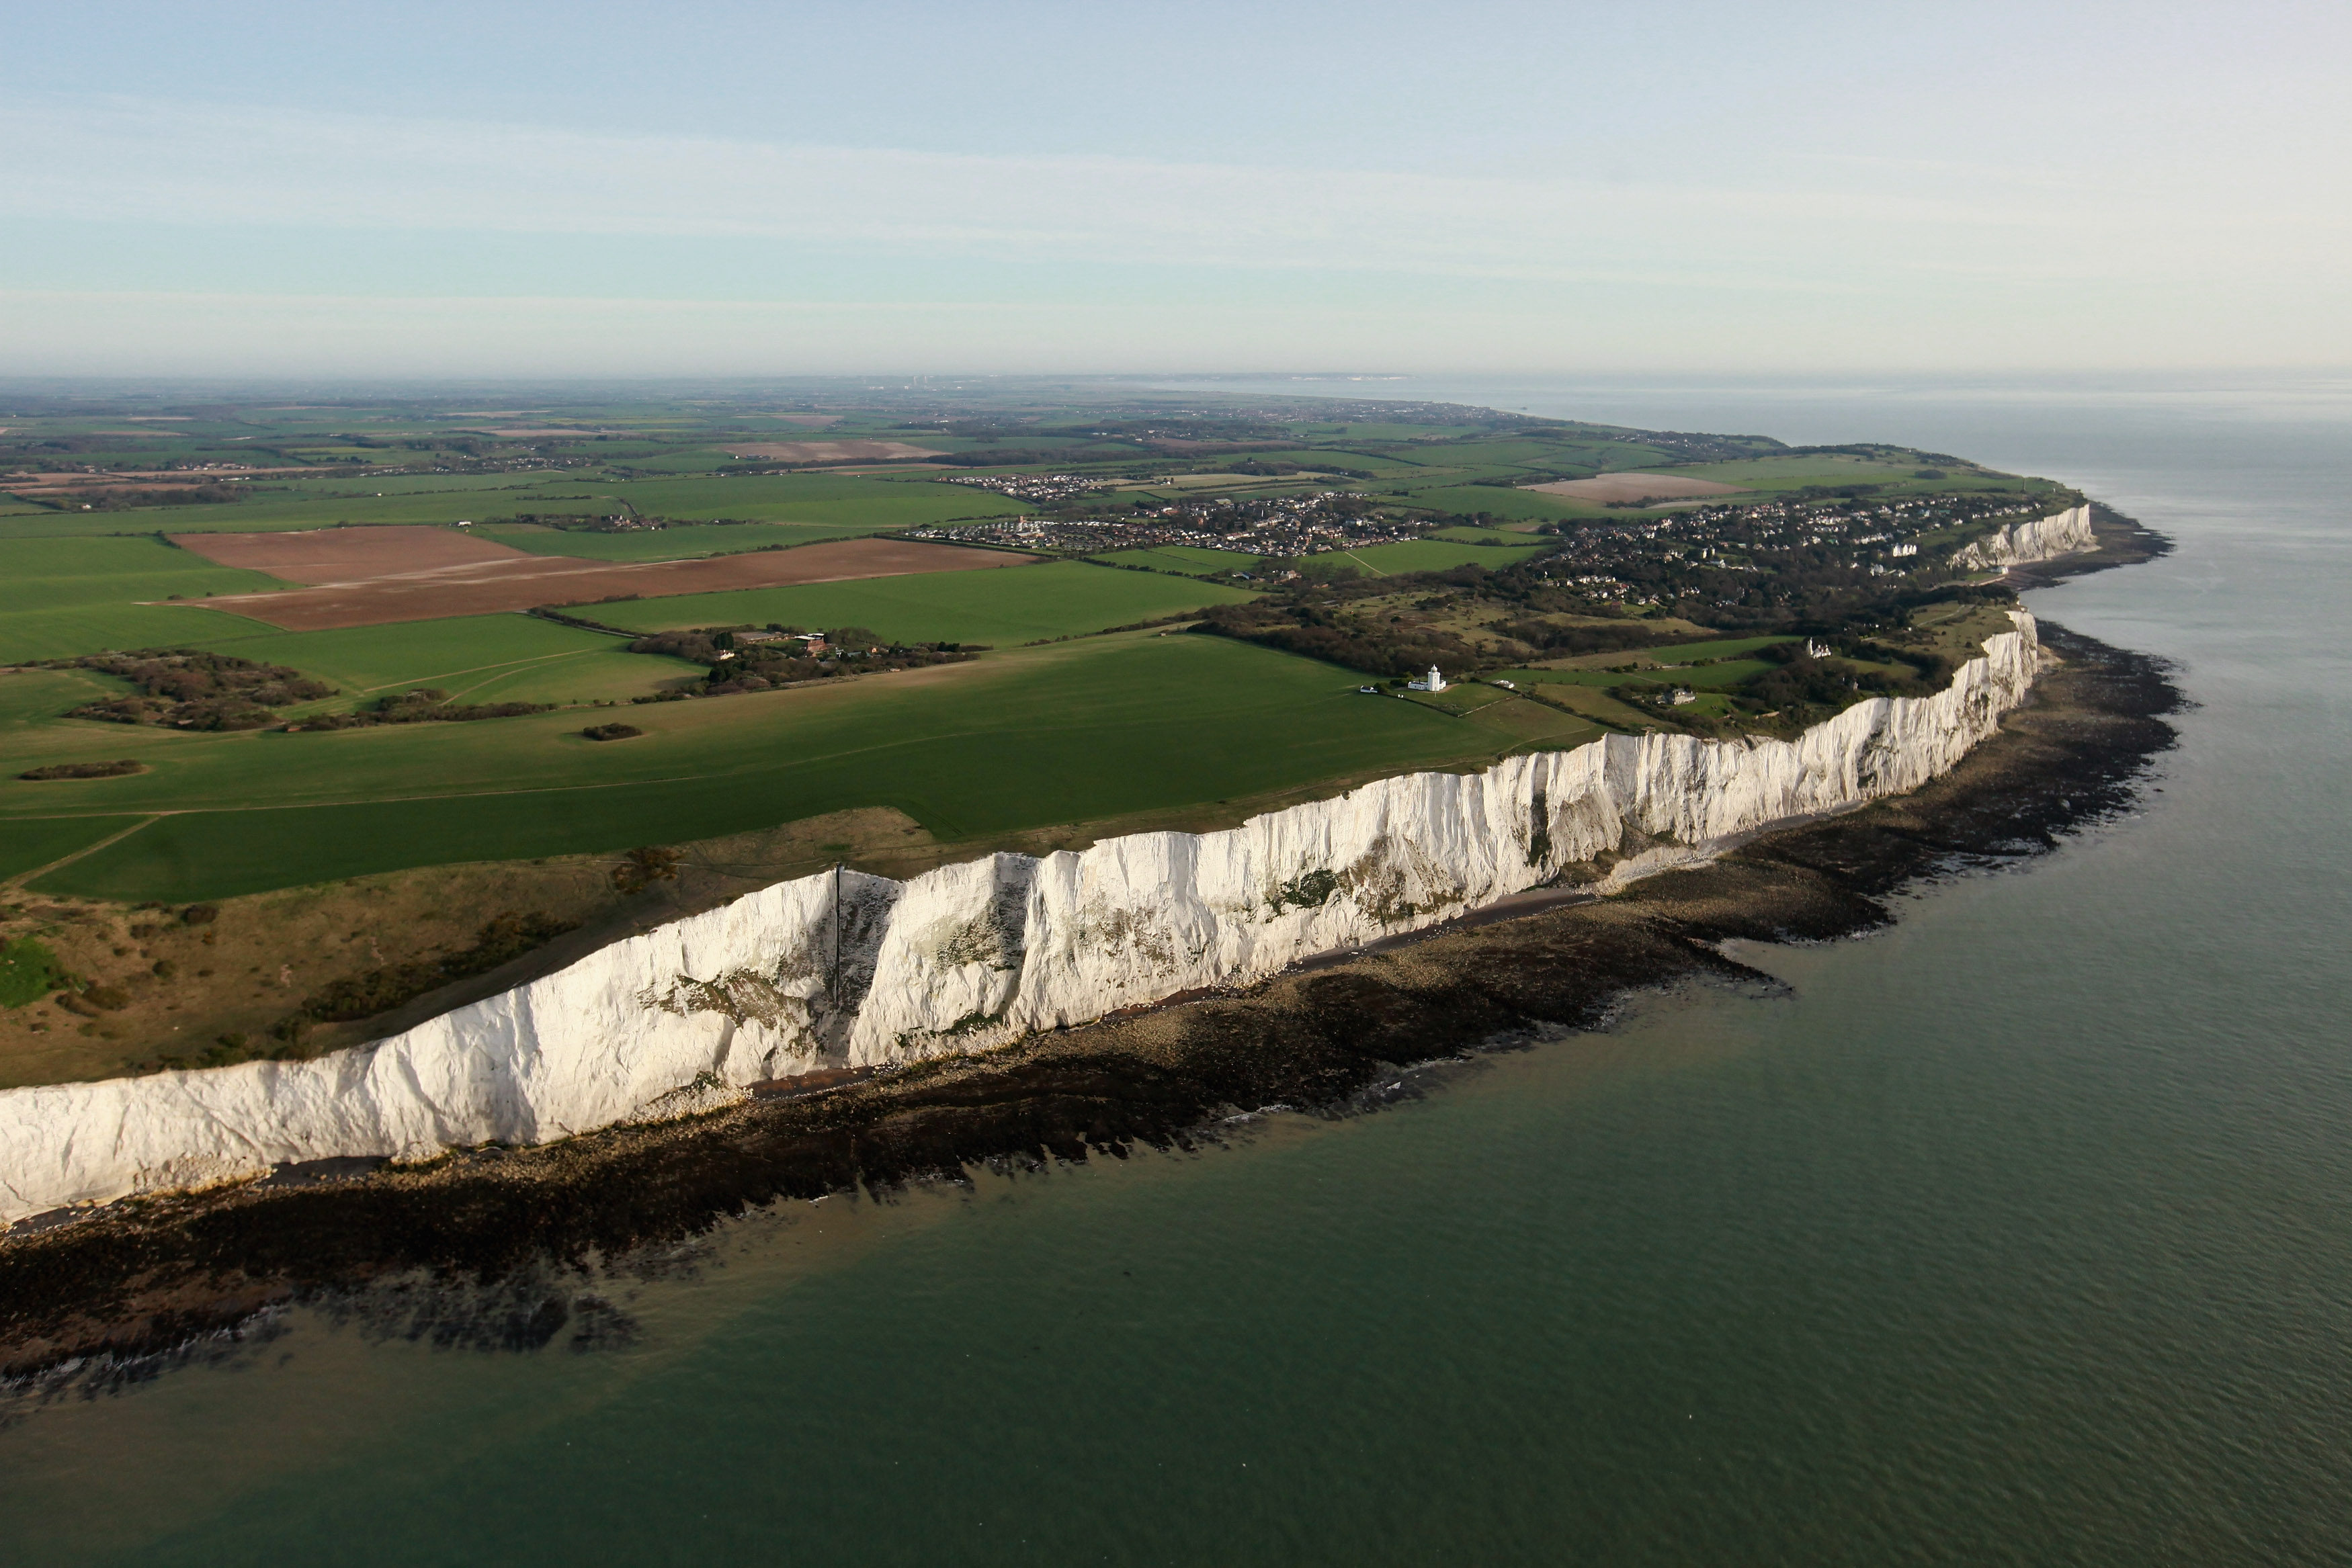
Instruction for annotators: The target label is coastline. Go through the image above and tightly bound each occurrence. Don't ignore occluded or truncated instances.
[0,610,2182,1377]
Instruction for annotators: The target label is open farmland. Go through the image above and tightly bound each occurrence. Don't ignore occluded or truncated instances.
[0,473,1025,541]
[173,525,523,582]
[0,537,286,662]
[179,531,1038,630]
[9,632,1570,902]
[585,560,1257,646]
[0,381,2089,1080]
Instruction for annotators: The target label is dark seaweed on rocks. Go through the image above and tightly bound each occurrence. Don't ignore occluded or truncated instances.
[0,623,2182,1379]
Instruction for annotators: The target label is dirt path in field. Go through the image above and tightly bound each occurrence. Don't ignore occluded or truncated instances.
[1,816,165,894]
[169,528,1040,630]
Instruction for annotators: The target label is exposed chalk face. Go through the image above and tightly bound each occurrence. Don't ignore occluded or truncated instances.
[1952,505,2095,570]
[0,614,2045,1226]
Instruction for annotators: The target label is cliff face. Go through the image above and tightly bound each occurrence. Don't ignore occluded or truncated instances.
[0,614,2044,1226]
[1951,505,2095,570]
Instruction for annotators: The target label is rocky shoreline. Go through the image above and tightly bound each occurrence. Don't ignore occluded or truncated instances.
[0,613,2183,1378]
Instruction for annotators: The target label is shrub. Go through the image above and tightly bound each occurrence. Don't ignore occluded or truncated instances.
[48,648,335,729]
[182,904,219,925]
[298,693,552,731]
[582,723,643,742]
[19,760,142,781]
[613,846,683,895]
[152,958,178,979]
[81,985,130,1011]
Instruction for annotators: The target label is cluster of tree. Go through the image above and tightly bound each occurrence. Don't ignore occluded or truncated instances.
[497,511,751,532]
[1187,599,1487,680]
[52,649,335,730]
[292,688,552,730]
[39,483,247,511]
[626,623,977,695]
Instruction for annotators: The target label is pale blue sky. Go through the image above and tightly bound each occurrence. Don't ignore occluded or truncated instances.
[3,0,2344,376]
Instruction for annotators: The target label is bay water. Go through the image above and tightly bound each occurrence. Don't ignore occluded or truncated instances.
[3,378,2347,1565]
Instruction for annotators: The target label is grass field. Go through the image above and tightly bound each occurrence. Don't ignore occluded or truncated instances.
[583,561,1257,645]
[1398,486,1597,521]
[1088,547,1262,576]
[0,814,150,883]
[14,634,1574,901]
[1427,525,1546,543]
[0,537,291,662]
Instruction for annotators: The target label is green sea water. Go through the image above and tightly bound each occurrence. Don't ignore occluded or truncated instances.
[3,379,2347,1565]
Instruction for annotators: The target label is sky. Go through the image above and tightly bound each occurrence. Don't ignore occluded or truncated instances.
[2,0,2345,378]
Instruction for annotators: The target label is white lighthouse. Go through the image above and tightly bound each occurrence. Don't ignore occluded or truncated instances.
[1408,664,1448,693]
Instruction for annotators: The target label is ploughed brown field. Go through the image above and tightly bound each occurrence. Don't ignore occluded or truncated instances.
[169,525,1038,630]
[722,441,946,462]
[1523,472,1747,503]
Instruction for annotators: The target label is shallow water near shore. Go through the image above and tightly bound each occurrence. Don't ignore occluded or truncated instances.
[4,378,2349,1565]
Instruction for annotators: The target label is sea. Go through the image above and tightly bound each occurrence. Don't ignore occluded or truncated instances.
[3,376,2347,1566]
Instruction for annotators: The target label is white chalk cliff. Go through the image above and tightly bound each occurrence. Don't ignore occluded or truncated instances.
[0,613,2046,1226]
[1951,504,2095,570]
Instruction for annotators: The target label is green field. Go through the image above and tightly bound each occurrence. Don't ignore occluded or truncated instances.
[0,537,290,662]
[0,814,149,883]
[13,634,1570,901]
[1428,525,1546,543]
[1088,547,1263,576]
[1402,486,1598,521]
[585,561,1257,646]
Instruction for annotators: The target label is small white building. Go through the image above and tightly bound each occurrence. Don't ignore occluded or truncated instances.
[1406,664,1449,693]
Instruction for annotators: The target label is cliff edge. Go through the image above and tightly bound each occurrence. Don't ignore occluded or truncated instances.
[0,612,2046,1226]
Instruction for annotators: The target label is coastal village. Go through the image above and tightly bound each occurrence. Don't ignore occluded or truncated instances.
[911,487,1435,560]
